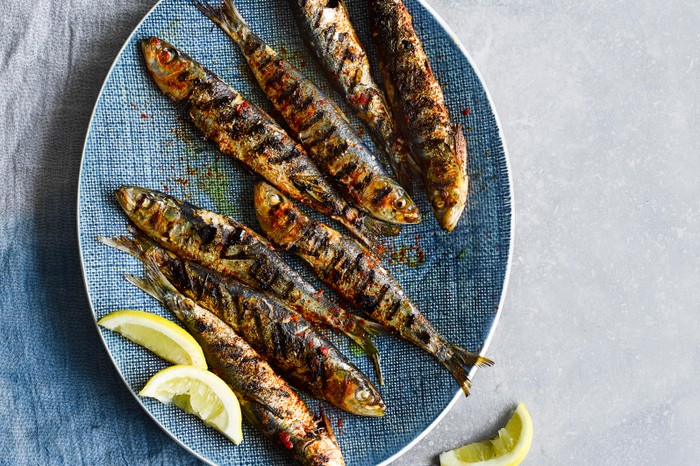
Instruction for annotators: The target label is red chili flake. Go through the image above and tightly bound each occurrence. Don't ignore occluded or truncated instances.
[350,93,369,107]
[336,418,344,428]
[279,432,293,450]
[319,347,329,356]
[131,103,137,109]
[140,113,148,119]
[235,101,250,115]
[308,341,315,348]
[462,108,471,116]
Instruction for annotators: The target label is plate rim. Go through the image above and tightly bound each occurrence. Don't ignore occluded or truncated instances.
[76,0,514,464]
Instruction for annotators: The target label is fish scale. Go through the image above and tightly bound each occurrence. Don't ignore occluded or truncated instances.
[112,185,385,380]
[128,263,345,466]
[287,0,420,189]
[254,182,493,397]
[141,36,396,248]
[369,0,469,231]
[102,236,385,416]
[195,0,422,226]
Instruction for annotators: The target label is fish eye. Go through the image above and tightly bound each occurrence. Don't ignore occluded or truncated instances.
[394,197,407,210]
[355,389,371,402]
[268,193,281,206]
[158,48,177,64]
[434,196,445,209]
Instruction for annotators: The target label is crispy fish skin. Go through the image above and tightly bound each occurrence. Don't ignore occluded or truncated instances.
[287,0,419,188]
[196,0,420,226]
[102,235,385,416]
[113,186,384,378]
[369,0,468,231]
[141,36,394,248]
[254,182,493,396]
[129,264,344,466]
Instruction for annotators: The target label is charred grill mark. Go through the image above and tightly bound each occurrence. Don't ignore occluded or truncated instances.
[307,125,335,148]
[264,68,286,89]
[131,194,148,215]
[298,94,315,110]
[326,140,349,164]
[242,37,265,55]
[194,320,210,333]
[322,25,337,54]
[329,248,346,270]
[253,135,277,154]
[354,172,374,194]
[372,185,392,205]
[297,110,324,132]
[340,47,356,64]
[268,146,302,164]
[177,70,191,82]
[257,53,275,70]
[197,223,218,245]
[279,81,301,103]
[384,299,403,323]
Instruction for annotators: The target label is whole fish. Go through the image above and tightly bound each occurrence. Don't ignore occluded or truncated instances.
[114,185,384,380]
[369,0,468,231]
[141,36,396,248]
[129,262,345,466]
[287,0,419,188]
[101,235,385,416]
[195,0,421,226]
[254,182,493,396]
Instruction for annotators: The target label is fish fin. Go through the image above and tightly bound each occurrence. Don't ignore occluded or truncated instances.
[440,358,472,397]
[441,345,493,397]
[194,0,247,42]
[97,234,149,258]
[125,255,180,304]
[390,156,416,194]
[345,316,385,384]
[318,407,338,445]
[452,124,468,176]
[450,344,494,368]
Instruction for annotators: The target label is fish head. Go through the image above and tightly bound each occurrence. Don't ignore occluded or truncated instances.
[115,186,176,230]
[325,366,386,417]
[141,37,197,101]
[428,165,468,232]
[253,182,302,248]
[361,179,421,224]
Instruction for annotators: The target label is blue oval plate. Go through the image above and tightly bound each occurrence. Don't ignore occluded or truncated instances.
[78,0,511,464]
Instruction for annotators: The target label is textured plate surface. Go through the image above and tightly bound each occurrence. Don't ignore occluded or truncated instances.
[77,0,511,464]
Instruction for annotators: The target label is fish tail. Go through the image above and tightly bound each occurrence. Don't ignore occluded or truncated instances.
[450,344,494,368]
[97,234,149,258]
[194,0,248,42]
[125,256,180,305]
[440,357,472,396]
[346,318,385,384]
[440,345,493,397]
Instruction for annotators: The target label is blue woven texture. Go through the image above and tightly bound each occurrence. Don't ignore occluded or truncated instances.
[78,0,511,464]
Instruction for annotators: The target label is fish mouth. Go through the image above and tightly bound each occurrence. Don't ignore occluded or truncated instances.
[435,202,466,232]
[140,37,161,67]
[114,185,140,212]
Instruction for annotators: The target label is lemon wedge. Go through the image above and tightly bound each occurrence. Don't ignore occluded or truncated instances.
[440,403,533,466]
[98,310,207,369]
[139,365,243,444]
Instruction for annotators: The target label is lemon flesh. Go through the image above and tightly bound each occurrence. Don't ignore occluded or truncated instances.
[139,365,243,444]
[440,403,533,466]
[98,310,207,369]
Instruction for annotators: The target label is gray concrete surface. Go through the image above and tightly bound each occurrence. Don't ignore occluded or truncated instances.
[393,1,700,464]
